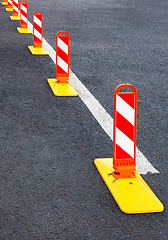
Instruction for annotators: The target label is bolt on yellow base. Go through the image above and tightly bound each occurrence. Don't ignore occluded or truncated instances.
[17,27,31,34]
[94,158,164,214]
[28,46,48,55]
[47,78,78,96]
[10,16,20,20]
[6,8,13,11]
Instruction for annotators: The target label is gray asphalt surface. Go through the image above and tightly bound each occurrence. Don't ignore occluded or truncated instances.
[1,0,168,239]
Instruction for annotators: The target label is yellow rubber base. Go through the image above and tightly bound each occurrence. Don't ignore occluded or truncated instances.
[10,16,20,20]
[47,78,78,96]
[94,158,164,214]
[2,2,8,5]
[17,27,32,34]
[28,46,48,55]
[6,8,13,11]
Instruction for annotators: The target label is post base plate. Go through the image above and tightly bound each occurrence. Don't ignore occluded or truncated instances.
[94,158,164,214]
[47,78,78,96]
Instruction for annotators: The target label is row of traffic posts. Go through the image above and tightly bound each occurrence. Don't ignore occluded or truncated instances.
[2,0,164,214]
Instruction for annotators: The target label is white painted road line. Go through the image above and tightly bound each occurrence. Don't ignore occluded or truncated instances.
[27,21,159,174]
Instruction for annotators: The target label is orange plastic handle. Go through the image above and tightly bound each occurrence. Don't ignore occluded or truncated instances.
[114,84,137,94]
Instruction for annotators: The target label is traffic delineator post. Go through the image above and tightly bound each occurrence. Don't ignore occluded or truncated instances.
[28,11,48,55]
[6,0,13,11]
[17,0,31,33]
[47,31,78,96]
[10,0,20,20]
[112,84,137,179]
[94,84,164,214]
[2,0,8,5]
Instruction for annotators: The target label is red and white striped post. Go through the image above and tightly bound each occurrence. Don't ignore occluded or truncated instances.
[2,0,8,6]
[20,0,28,28]
[28,11,48,55]
[6,0,13,11]
[33,11,43,47]
[113,84,137,178]
[17,0,31,33]
[10,0,20,20]
[47,31,77,96]
[56,31,69,83]
[94,84,164,214]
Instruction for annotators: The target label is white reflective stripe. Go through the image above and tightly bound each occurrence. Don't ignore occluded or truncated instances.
[57,56,68,73]
[34,15,42,28]
[13,0,18,4]
[21,4,27,14]
[8,0,12,5]
[116,94,135,126]
[34,29,42,41]
[21,14,27,23]
[13,4,18,12]
[57,37,68,55]
[116,127,134,158]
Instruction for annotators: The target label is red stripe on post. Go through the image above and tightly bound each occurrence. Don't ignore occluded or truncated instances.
[116,112,135,142]
[118,93,135,109]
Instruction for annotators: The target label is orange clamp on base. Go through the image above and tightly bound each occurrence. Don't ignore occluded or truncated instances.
[47,31,78,96]
[94,84,164,214]
[28,11,48,55]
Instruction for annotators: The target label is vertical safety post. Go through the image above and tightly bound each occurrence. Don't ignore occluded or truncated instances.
[28,11,48,55]
[113,84,137,178]
[6,0,13,11]
[17,0,31,33]
[94,84,164,214]
[47,31,78,96]
[10,0,20,20]
[56,31,69,83]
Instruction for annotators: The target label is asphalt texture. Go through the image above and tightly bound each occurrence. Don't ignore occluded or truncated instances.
[1,0,168,239]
